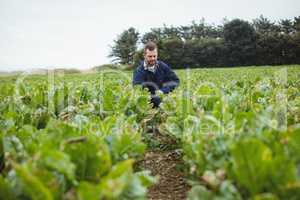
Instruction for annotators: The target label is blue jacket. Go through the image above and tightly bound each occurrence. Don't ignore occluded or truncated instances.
[133,60,180,95]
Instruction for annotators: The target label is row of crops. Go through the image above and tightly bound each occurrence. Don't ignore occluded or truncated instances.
[0,66,300,200]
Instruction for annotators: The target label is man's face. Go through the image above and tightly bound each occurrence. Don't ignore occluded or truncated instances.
[144,49,158,66]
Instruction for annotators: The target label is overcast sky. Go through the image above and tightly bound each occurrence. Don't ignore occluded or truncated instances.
[0,0,299,71]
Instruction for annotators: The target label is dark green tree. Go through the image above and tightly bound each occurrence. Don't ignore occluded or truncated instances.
[179,25,193,41]
[223,19,257,66]
[292,17,300,63]
[159,38,185,68]
[293,16,300,31]
[115,16,300,69]
[162,25,182,39]
[279,19,294,34]
[141,28,166,53]
[109,27,139,65]
[254,16,299,65]
[253,15,279,35]
[189,19,222,40]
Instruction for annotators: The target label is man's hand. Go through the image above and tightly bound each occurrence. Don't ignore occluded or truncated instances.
[150,95,161,108]
[156,90,164,95]
[156,90,164,98]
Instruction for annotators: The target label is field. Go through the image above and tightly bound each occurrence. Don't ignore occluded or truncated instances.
[0,65,300,200]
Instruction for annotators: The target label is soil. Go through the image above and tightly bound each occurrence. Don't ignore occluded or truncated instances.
[138,129,191,200]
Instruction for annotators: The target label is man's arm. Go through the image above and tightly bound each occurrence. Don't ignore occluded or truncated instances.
[160,63,180,94]
[133,66,145,86]
[134,66,160,95]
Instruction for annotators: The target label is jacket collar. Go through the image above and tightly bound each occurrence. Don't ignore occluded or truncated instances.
[143,60,159,73]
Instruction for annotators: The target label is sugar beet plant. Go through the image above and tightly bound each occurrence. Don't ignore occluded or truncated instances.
[0,71,157,200]
[0,66,299,200]
[159,66,300,199]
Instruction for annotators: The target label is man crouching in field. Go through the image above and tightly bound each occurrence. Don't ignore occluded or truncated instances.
[133,41,180,107]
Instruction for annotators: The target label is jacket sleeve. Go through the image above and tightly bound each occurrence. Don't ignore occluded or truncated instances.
[160,63,180,94]
[133,65,158,94]
[132,66,144,86]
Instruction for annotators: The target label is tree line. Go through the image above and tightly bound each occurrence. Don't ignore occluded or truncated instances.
[109,16,300,68]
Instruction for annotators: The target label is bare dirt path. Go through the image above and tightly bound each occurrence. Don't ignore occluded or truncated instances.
[138,130,191,200]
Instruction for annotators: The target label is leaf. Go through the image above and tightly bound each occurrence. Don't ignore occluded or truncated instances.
[64,137,112,182]
[77,181,101,200]
[252,193,279,200]
[102,88,115,112]
[134,170,157,188]
[108,127,146,162]
[0,133,4,172]
[0,175,16,200]
[38,150,76,184]
[286,128,300,163]
[14,163,53,200]
[99,159,134,199]
[106,159,133,179]
[201,170,220,189]
[229,139,296,196]
[187,185,214,200]
[218,180,242,200]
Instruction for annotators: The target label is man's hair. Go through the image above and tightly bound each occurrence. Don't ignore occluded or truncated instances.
[144,41,157,53]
